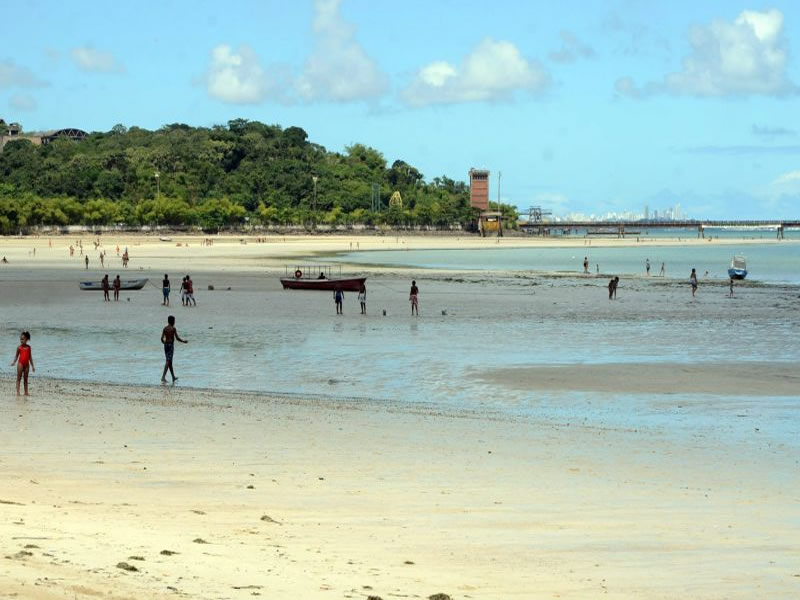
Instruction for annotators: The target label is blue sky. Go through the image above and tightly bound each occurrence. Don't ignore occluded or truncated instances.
[2,0,800,218]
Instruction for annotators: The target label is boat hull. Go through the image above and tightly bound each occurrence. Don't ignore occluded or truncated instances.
[280,277,366,292]
[727,268,747,280]
[79,278,149,291]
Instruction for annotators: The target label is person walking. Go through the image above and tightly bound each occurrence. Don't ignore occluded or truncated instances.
[646,258,651,276]
[84,255,89,269]
[160,315,188,383]
[659,262,665,277]
[690,268,698,297]
[113,275,121,301]
[583,257,589,274]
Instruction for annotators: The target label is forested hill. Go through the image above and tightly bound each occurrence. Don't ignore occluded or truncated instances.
[0,118,517,232]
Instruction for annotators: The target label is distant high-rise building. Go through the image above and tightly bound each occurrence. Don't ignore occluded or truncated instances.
[469,169,490,210]
[653,209,659,219]
[674,203,681,220]
[644,204,649,220]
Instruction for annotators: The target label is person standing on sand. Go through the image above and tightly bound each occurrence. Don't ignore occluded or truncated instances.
[690,268,698,297]
[11,331,35,396]
[162,274,171,306]
[608,277,616,300]
[185,275,196,306]
[180,276,187,306]
[84,255,89,269]
[729,278,734,297]
[660,262,665,277]
[583,257,589,274]
[410,280,419,316]
[613,276,619,299]
[358,283,367,315]
[101,274,110,302]
[334,286,344,314]
[113,275,121,301]
[161,315,188,383]
[646,258,650,276]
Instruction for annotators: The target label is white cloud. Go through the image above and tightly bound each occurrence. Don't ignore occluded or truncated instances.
[772,170,800,186]
[295,0,387,102]
[549,31,595,64]
[71,47,125,73]
[205,44,274,104]
[617,9,796,98]
[402,38,550,107]
[0,60,47,88]
[9,93,37,112]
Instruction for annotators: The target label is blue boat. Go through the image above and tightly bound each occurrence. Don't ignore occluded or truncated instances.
[727,256,747,280]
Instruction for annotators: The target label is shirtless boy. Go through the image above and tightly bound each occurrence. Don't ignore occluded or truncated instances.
[161,315,188,383]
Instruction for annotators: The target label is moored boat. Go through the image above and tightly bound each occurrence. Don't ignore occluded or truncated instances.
[280,276,367,292]
[727,255,747,280]
[79,278,149,291]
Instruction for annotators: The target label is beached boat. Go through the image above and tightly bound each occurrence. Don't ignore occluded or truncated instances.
[728,255,747,280]
[79,278,149,291]
[280,276,367,292]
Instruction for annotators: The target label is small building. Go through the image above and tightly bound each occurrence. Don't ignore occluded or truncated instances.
[478,211,503,237]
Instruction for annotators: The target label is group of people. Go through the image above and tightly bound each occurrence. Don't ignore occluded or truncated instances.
[333,280,419,316]
[645,258,666,277]
[101,274,123,301]
[162,274,196,307]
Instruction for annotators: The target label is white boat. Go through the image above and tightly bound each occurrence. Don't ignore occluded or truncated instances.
[79,278,149,291]
[727,256,747,280]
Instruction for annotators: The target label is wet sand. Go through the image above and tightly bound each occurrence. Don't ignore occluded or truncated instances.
[2,377,799,599]
[1,233,799,599]
[479,362,800,396]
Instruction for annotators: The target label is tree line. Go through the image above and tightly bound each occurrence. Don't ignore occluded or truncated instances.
[0,119,518,233]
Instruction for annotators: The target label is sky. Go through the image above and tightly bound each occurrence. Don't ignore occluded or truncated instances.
[2,0,800,219]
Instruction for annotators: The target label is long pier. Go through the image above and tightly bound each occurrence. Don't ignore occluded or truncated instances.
[519,220,800,239]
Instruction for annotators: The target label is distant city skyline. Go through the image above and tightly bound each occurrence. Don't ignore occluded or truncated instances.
[3,1,800,218]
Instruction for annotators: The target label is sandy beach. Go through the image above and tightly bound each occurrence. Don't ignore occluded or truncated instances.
[1,233,799,599]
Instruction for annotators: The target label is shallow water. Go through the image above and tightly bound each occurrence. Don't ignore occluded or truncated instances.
[330,241,800,284]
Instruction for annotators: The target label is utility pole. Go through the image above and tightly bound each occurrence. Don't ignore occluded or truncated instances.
[312,175,318,226]
[497,170,502,205]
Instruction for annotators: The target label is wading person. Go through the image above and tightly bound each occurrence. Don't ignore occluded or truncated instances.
[161,315,188,383]
[358,283,367,315]
[162,274,171,306]
[334,286,344,315]
[409,280,419,316]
